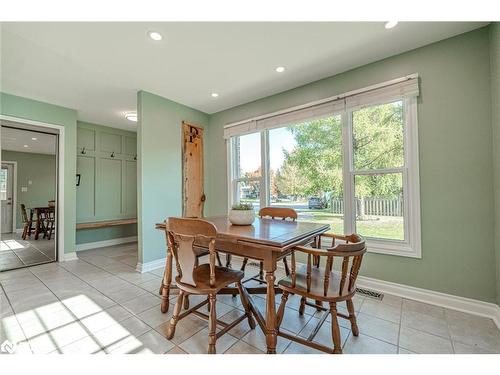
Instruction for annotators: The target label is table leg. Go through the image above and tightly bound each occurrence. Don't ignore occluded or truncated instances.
[264,263,277,354]
[34,209,41,240]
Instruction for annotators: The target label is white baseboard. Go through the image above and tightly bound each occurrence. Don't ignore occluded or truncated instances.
[75,236,137,251]
[136,257,166,273]
[62,252,78,262]
[286,260,500,329]
[356,275,500,329]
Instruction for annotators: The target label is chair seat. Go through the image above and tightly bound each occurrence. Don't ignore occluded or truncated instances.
[177,264,244,293]
[278,265,355,302]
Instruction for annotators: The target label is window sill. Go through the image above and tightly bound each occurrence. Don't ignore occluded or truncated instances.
[366,239,421,259]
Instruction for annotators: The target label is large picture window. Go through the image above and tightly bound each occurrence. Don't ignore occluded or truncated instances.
[226,76,421,257]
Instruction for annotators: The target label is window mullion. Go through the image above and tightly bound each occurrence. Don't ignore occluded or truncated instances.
[341,110,354,235]
[261,130,269,208]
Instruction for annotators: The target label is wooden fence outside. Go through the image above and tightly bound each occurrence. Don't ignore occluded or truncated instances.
[330,197,403,217]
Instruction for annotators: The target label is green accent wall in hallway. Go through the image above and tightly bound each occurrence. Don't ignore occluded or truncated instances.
[75,121,138,245]
[137,91,209,264]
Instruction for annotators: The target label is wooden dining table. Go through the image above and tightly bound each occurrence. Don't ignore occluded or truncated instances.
[155,215,329,354]
[29,206,55,240]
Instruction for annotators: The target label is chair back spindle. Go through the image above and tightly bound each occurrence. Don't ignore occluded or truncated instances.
[291,233,366,297]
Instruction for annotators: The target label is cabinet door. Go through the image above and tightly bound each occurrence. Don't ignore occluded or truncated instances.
[124,136,137,156]
[76,156,95,220]
[96,158,122,217]
[100,132,122,154]
[77,128,95,152]
[124,160,137,215]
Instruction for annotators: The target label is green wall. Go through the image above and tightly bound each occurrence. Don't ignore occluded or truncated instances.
[75,121,137,245]
[1,150,56,229]
[0,92,78,254]
[206,27,497,303]
[137,91,209,264]
[491,23,500,305]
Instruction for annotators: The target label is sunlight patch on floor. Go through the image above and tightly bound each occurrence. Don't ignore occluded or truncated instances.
[0,239,28,251]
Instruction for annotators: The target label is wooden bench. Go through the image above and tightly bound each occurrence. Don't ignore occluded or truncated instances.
[76,218,137,230]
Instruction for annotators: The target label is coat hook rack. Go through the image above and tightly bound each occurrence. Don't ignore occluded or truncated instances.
[81,147,86,154]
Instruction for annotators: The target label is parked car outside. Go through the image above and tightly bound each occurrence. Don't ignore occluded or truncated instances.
[308,196,327,209]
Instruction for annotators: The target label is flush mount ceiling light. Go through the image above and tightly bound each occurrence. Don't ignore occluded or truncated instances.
[211,92,219,98]
[385,21,398,29]
[148,31,163,41]
[125,113,138,122]
[275,66,286,73]
[23,144,29,148]
[31,137,37,141]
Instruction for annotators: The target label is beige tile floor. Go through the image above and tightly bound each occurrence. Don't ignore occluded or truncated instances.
[1,242,500,354]
[0,232,56,272]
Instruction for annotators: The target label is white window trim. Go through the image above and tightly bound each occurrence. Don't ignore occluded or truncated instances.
[226,83,421,259]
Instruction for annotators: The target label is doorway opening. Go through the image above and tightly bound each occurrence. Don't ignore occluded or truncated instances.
[1,122,59,271]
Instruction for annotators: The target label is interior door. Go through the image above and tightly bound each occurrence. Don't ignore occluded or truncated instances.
[182,122,205,218]
[1,163,14,234]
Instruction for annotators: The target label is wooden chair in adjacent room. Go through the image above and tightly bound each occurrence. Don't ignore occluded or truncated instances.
[43,207,56,240]
[20,203,33,240]
[275,233,366,354]
[239,207,298,282]
[163,217,255,353]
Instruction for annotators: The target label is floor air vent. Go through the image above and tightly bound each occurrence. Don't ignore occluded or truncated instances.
[355,287,384,300]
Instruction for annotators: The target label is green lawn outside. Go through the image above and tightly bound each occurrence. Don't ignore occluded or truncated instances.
[295,209,404,240]
[238,198,403,240]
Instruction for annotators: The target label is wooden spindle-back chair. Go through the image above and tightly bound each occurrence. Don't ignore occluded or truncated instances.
[43,207,56,240]
[276,233,366,354]
[239,207,298,282]
[20,204,33,240]
[164,217,255,354]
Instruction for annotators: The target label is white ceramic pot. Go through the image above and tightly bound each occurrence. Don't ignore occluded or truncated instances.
[228,209,255,225]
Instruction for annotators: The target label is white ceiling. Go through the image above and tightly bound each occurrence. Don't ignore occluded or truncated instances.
[1,126,57,155]
[0,22,488,131]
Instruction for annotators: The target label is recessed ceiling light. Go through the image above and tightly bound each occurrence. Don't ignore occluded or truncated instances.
[31,137,37,141]
[385,21,398,29]
[211,93,219,98]
[23,144,29,148]
[125,113,138,122]
[148,31,163,41]
[275,66,286,73]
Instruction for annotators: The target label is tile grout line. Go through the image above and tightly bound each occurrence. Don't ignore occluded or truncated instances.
[61,255,217,350]
[396,298,403,353]
[26,265,114,353]
[75,251,252,350]
[0,274,37,353]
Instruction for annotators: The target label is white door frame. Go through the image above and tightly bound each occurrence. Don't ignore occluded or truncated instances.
[0,115,65,263]
[1,160,17,233]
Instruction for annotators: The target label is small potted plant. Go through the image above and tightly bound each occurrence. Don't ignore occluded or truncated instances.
[228,202,255,225]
